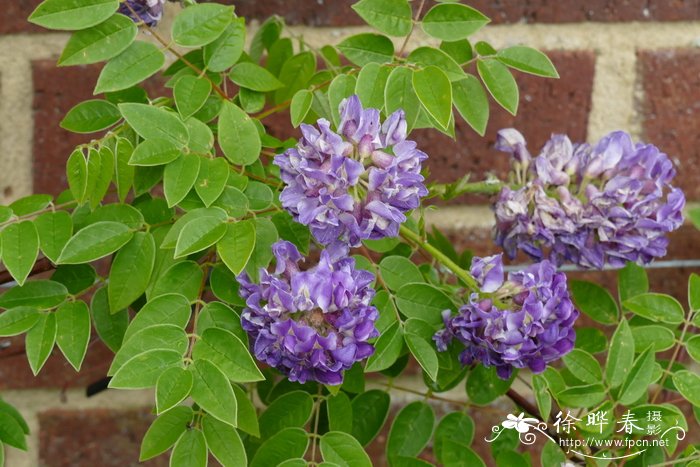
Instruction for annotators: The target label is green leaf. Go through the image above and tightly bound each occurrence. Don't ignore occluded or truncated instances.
[156,366,193,414]
[190,359,238,426]
[114,137,135,202]
[355,63,391,110]
[196,301,246,343]
[218,101,261,166]
[672,370,700,406]
[541,440,566,466]
[337,33,394,67]
[164,154,201,207]
[532,375,552,420]
[365,321,403,372]
[271,212,310,254]
[321,431,372,467]
[174,216,226,258]
[407,47,466,82]
[557,384,606,408]
[34,211,73,263]
[617,346,655,405]
[452,74,489,136]
[386,401,434,458]
[412,65,452,129]
[174,76,212,120]
[60,99,121,133]
[351,390,390,446]
[119,103,189,147]
[192,328,264,382]
[195,157,229,207]
[477,58,519,115]
[57,221,133,264]
[440,39,473,64]
[385,67,420,130]
[109,349,183,389]
[58,13,137,66]
[230,62,284,92]
[90,287,128,352]
[395,282,453,326]
[172,3,232,47]
[170,429,207,467]
[124,296,192,340]
[351,0,412,36]
[1,221,39,286]
[497,46,559,78]
[150,261,203,302]
[217,220,256,275]
[275,52,316,104]
[404,332,438,381]
[29,0,118,30]
[379,256,423,291]
[466,364,514,405]
[204,18,246,72]
[570,280,619,324]
[108,232,155,312]
[0,400,29,435]
[85,146,114,209]
[110,324,188,375]
[94,41,165,93]
[231,384,260,437]
[562,349,602,384]
[290,89,313,127]
[8,194,52,217]
[329,74,358,127]
[632,325,676,353]
[202,416,247,466]
[55,301,90,371]
[162,207,227,248]
[67,149,88,203]
[259,391,314,439]
[605,318,634,389]
[185,117,215,153]
[25,312,57,375]
[623,293,685,324]
[689,273,700,310]
[686,335,700,363]
[0,280,67,309]
[140,406,193,461]
[421,3,490,41]
[618,261,649,302]
[434,412,474,465]
[250,428,309,467]
[326,393,353,434]
[0,307,41,336]
[244,181,273,211]
[0,411,27,451]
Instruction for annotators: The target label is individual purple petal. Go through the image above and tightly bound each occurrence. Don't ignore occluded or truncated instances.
[118,0,165,26]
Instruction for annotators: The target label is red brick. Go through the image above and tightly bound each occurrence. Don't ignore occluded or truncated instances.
[0,0,43,34]
[639,48,700,200]
[39,408,165,467]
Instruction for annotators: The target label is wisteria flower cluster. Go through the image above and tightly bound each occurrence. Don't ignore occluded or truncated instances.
[493,129,685,269]
[119,0,165,26]
[434,254,578,379]
[274,95,428,247]
[238,241,379,385]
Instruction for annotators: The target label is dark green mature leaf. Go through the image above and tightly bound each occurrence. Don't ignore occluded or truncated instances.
[440,39,473,64]
[231,384,260,437]
[351,390,390,446]
[618,262,649,302]
[321,431,372,467]
[164,154,201,207]
[532,374,551,420]
[58,221,133,264]
[259,391,314,439]
[386,401,434,458]
[271,212,310,254]
[90,287,128,352]
[156,366,193,414]
[150,261,203,302]
[562,349,602,384]
[672,370,700,406]
[245,218,278,279]
[385,67,420,131]
[174,216,226,258]
[617,346,655,405]
[108,232,155,312]
[29,0,118,30]
[623,293,685,324]
[575,327,607,354]
[202,415,247,466]
[326,392,353,434]
[352,0,412,36]
[190,359,238,426]
[466,365,514,405]
[497,46,558,78]
[172,3,232,47]
[34,211,73,263]
[404,331,438,381]
[119,103,189,147]
[0,280,67,309]
[0,307,41,336]
[452,74,489,136]
[355,63,391,110]
[174,76,212,120]
[0,411,27,451]
[365,321,403,372]
[412,65,452,129]
[570,280,619,324]
[218,101,261,166]
[110,324,188,376]
[67,149,88,203]
[109,349,183,389]
[379,256,423,291]
[434,412,474,464]
[395,283,453,326]
[60,99,121,133]
[557,384,606,408]
[275,52,316,104]
[250,428,309,467]
[689,273,700,310]
[58,13,137,66]
[204,18,246,72]
[192,328,263,382]
[230,62,284,92]
[605,319,634,389]
[55,301,90,371]
[290,89,313,127]
[686,335,700,363]
[217,220,256,275]
[195,157,229,207]
[25,312,57,375]
[1,221,39,286]
[407,47,465,82]
[337,33,394,67]
[631,325,675,352]
[114,137,135,202]
[95,41,165,94]
[162,207,227,248]
[421,3,489,41]
[170,429,207,467]
[0,400,29,435]
[140,406,193,461]
[477,58,518,115]
[124,293,191,341]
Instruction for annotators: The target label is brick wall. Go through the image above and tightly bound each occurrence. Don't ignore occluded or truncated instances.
[2,1,700,465]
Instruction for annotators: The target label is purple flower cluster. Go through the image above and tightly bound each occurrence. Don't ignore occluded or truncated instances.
[493,129,685,268]
[118,0,165,26]
[274,95,428,247]
[237,241,379,385]
[434,254,578,379]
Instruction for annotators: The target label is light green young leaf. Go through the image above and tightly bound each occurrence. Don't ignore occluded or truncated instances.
[452,74,489,136]
[0,280,67,310]
[123,294,190,341]
[164,154,201,207]
[231,384,260,437]
[149,260,203,301]
[161,207,227,248]
[58,13,137,66]
[0,307,41,337]
[94,41,165,94]
[412,65,452,129]
[230,62,284,92]
[29,0,118,30]
[618,261,649,302]
[365,321,403,372]
[290,89,313,127]
[404,332,438,381]
[337,33,394,67]
[217,220,256,275]
[407,46,466,82]
[421,3,490,41]
[192,327,264,382]
[172,3,232,47]
[672,370,700,406]
[189,359,238,427]
[202,415,247,467]
[275,52,316,104]
[109,349,183,389]
[170,429,207,467]
[185,117,215,153]
[60,99,121,133]
[195,157,229,207]
[174,76,212,120]
[351,0,412,36]
[174,216,227,258]
[55,301,90,371]
[57,221,132,264]
[114,137,135,202]
[434,412,475,465]
[623,293,685,324]
[497,46,559,78]
[140,406,193,461]
[110,324,188,376]
[245,218,278,279]
[218,101,261,166]
[557,384,606,408]
[204,18,246,72]
[355,63,391,110]
[25,312,57,375]
[395,282,453,326]
[379,256,423,291]
[477,58,519,115]
[34,211,73,264]
[385,66,420,130]
[329,74,358,127]
[631,325,676,353]
[67,148,88,203]
[156,366,193,414]
[119,103,189,147]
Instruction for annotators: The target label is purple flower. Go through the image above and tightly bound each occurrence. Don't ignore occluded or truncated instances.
[238,240,379,385]
[434,255,578,379]
[493,129,685,268]
[274,95,428,247]
[118,0,165,26]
